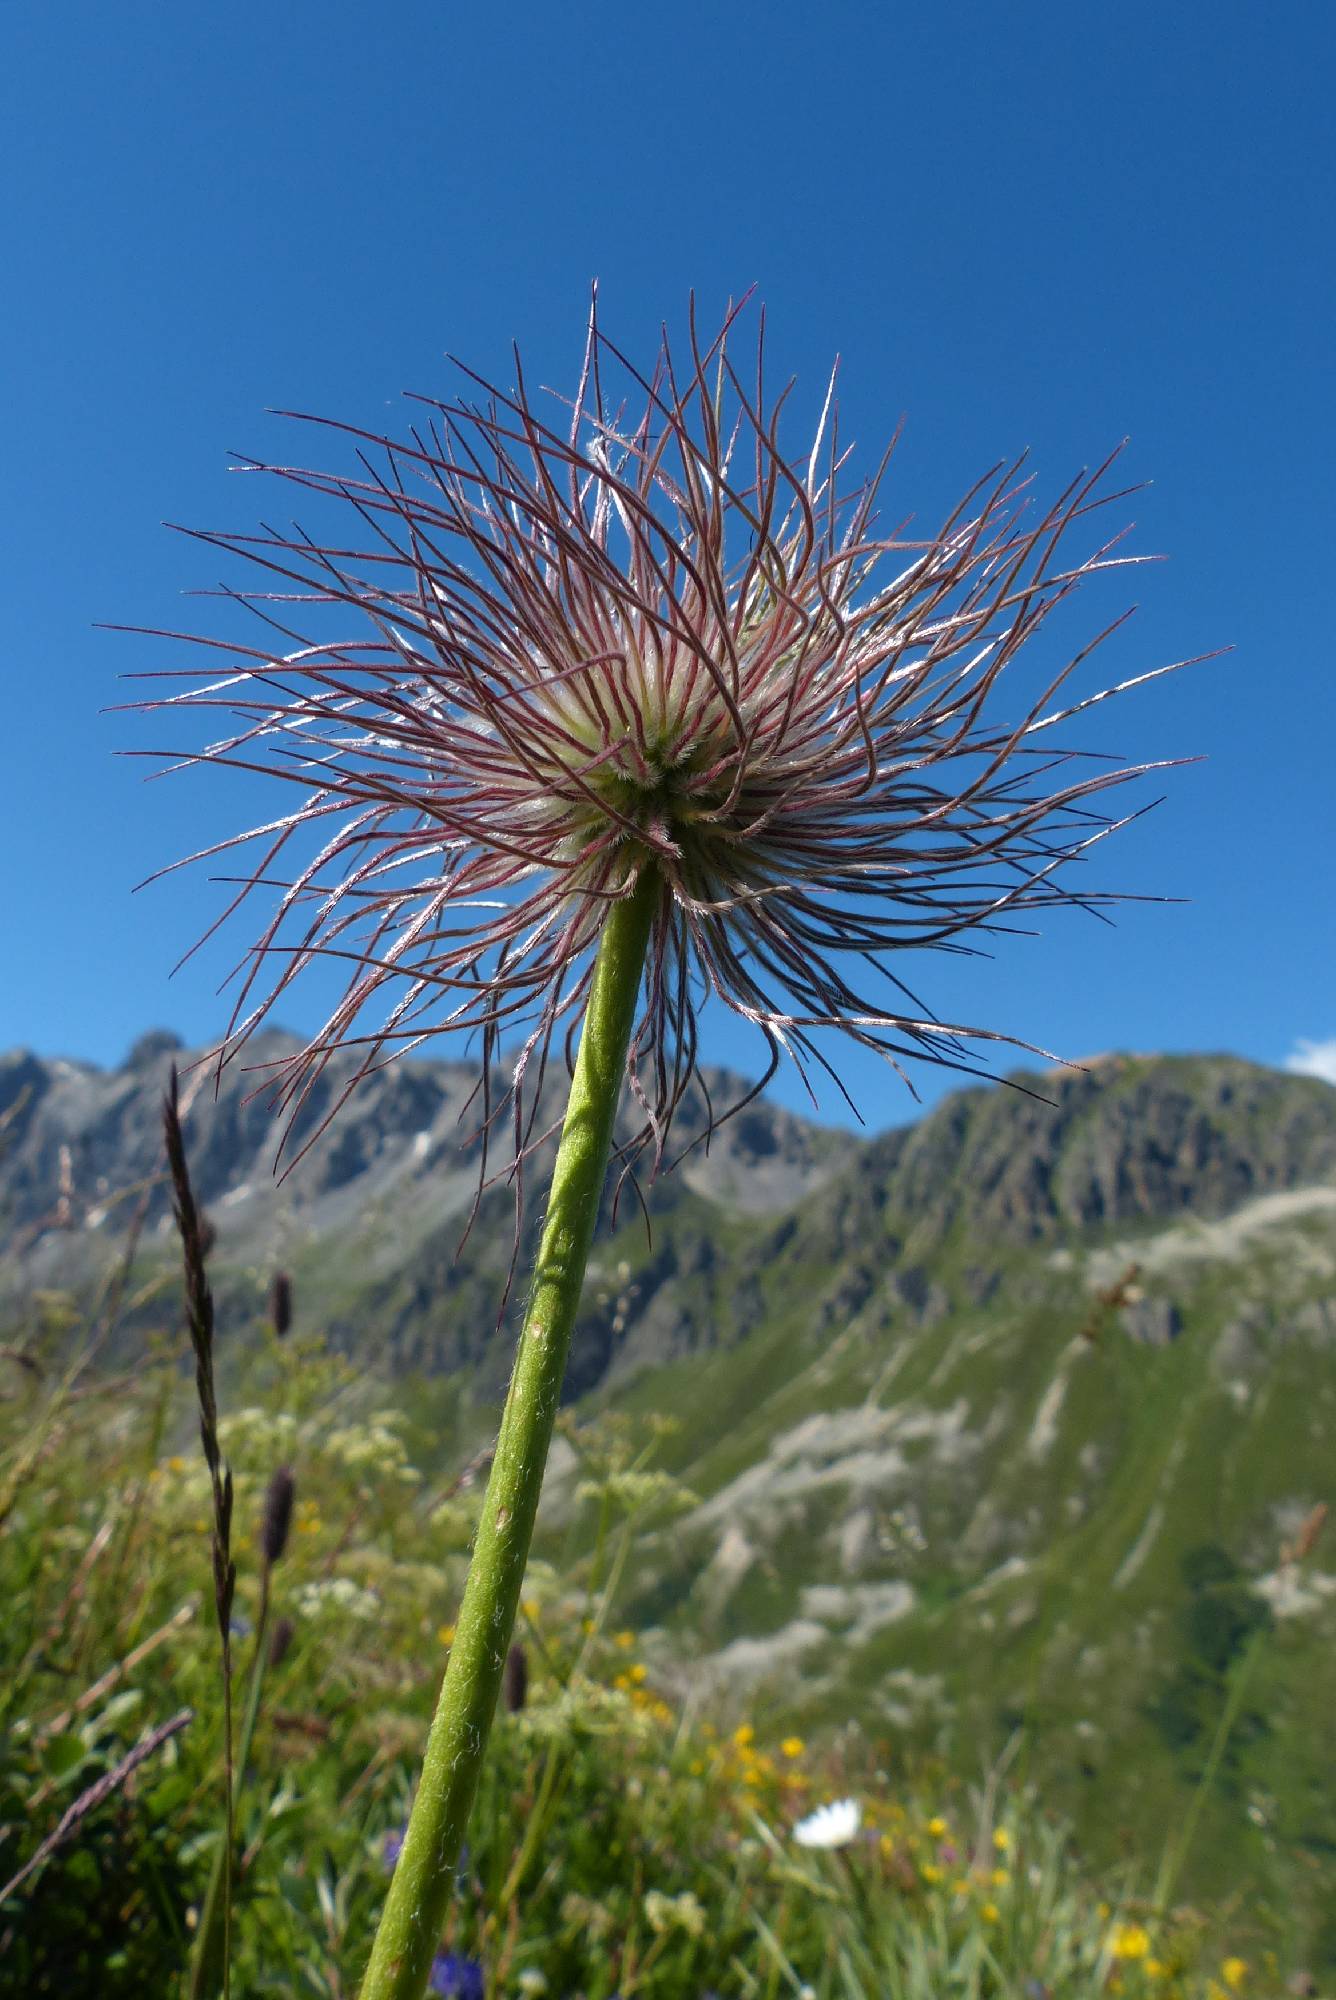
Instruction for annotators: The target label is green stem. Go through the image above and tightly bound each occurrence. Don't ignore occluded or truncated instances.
[490,1736,564,1930]
[1152,1621,1266,1918]
[359,872,658,2000]
[190,1573,273,1998]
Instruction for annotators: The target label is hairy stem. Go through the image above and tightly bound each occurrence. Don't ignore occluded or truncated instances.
[358,871,657,2000]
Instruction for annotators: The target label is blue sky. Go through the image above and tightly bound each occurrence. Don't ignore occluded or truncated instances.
[4,2,1333,1132]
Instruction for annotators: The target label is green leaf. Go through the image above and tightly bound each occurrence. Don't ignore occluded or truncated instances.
[79,1686,144,1747]
[41,1732,91,1781]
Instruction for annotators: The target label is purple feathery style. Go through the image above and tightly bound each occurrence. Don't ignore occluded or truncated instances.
[126,290,1193,1203]
[427,1953,484,2000]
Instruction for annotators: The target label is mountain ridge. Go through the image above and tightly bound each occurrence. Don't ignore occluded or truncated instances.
[3,1034,1334,1385]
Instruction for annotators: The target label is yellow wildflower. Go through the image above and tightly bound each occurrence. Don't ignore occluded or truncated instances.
[1221,1963,1248,1992]
[1146,1962,1166,1981]
[992,1826,1012,1852]
[168,1455,186,1474]
[732,1723,755,1749]
[921,1863,943,1884]
[991,1868,1010,1888]
[927,1815,948,1837]
[781,1735,805,1758]
[521,1597,540,1621]
[437,1623,456,1646]
[628,1662,648,1684]
[1112,1922,1152,1961]
[982,1902,1000,1923]
[614,1629,636,1650]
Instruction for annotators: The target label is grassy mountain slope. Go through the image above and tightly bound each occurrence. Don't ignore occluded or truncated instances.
[3,1036,1335,1952]
[572,1058,1336,1953]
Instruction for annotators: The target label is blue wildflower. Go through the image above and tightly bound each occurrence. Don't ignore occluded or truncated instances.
[427,1954,484,2000]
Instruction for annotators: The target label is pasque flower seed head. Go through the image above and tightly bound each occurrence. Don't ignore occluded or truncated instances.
[129,290,1191,1196]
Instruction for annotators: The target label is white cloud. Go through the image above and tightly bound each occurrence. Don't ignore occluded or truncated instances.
[1285,1037,1336,1086]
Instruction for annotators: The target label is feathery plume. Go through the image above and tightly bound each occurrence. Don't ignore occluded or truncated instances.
[128,291,1195,1219]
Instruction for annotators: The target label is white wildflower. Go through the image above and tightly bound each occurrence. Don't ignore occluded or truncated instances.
[792,1797,862,1848]
[296,1577,380,1622]
[325,1418,422,1486]
[643,1888,706,1938]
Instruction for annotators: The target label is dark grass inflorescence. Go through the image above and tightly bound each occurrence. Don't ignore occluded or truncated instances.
[503,1642,528,1715]
[163,1064,239,1993]
[261,1465,296,1570]
[268,1270,293,1337]
[162,1067,235,1674]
